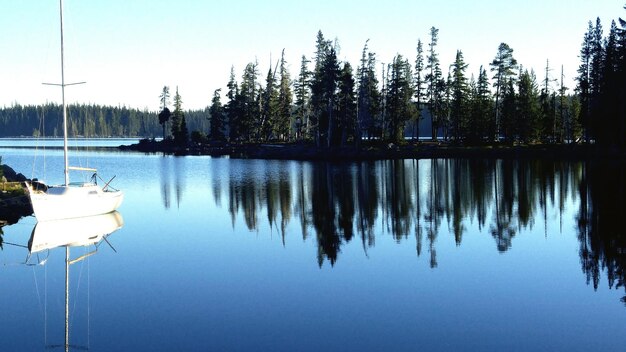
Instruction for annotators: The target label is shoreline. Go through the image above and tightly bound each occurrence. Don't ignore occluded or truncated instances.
[3,141,626,224]
[4,138,626,161]
[118,139,626,161]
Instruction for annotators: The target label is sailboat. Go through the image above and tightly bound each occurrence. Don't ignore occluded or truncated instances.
[26,0,123,221]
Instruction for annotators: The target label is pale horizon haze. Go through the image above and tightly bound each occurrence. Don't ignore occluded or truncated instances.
[0,0,623,111]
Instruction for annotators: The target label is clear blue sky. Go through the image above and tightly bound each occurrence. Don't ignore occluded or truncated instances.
[0,0,623,110]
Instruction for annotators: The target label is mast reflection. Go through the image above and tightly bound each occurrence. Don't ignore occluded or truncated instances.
[28,211,124,351]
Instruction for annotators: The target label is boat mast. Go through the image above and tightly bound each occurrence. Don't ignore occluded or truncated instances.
[59,0,69,187]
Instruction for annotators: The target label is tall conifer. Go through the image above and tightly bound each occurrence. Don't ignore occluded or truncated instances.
[276,50,293,142]
[450,50,469,140]
[490,43,518,141]
[414,40,425,140]
[426,27,442,140]
[209,89,226,142]
[294,55,311,141]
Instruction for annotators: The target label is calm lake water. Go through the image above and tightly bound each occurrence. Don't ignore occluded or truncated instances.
[1,142,625,351]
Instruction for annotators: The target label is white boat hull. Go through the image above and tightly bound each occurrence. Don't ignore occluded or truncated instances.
[27,183,124,221]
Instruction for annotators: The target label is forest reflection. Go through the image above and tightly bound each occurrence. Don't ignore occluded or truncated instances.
[160,157,626,304]
[220,159,586,264]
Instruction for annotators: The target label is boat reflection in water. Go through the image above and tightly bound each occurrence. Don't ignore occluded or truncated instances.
[27,211,124,352]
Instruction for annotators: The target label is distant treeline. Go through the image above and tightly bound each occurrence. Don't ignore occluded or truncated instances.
[0,103,209,138]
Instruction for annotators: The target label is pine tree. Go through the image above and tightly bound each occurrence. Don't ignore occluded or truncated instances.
[170,92,181,140]
[336,62,357,145]
[589,18,604,143]
[467,75,478,141]
[209,89,226,142]
[618,5,626,147]
[260,65,278,141]
[357,42,381,142]
[517,69,541,142]
[426,27,443,141]
[539,60,556,142]
[357,41,370,144]
[380,63,388,140]
[170,87,188,146]
[450,50,469,141]
[225,66,240,142]
[179,115,189,146]
[499,79,516,142]
[158,86,171,139]
[414,40,425,140]
[490,43,518,141]
[311,31,330,146]
[558,65,570,143]
[577,21,594,143]
[294,55,311,141]
[385,55,415,143]
[366,52,381,139]
[568,95,582,143]
[468,66,492,143]
[239,61,260,142]
[322,45,340,147]
[276,50,293,142]
[310,31,340,147]
[442,71,452,140]
[600,21,620,146]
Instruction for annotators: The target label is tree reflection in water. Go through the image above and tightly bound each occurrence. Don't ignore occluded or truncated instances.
[577,161,626,306]
[159,155,186,209]
[214,158,625,305]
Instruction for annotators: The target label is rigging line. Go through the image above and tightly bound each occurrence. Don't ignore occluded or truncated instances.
[31,266,44,313]
[1,241,29,248]
[71,247,87,317]
[103,236,117,253]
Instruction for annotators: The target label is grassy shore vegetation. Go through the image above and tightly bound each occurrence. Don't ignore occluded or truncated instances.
[0,158,26,197]
[0,182,24,196]
[1,4,625,155]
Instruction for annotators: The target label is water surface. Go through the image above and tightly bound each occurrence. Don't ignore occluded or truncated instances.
[1,145,625,351]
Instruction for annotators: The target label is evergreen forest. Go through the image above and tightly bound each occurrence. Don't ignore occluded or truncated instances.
[0,103,209,139]
[1,5,625,149]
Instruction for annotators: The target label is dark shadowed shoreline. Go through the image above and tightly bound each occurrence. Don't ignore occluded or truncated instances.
[119,139,626,161]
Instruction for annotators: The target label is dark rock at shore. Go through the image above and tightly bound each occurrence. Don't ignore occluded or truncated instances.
[1,164,28,182]
[0,164,33,225]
